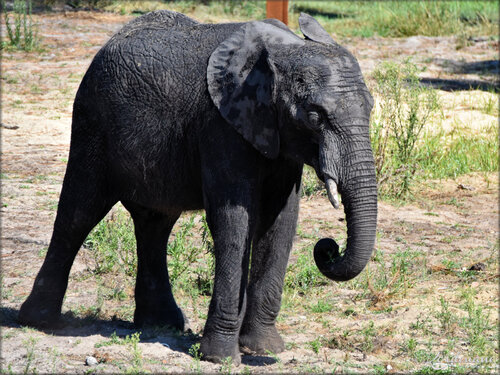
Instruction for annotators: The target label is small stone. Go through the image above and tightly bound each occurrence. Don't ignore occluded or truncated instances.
[387,364,393,371]
[457,183,474,191]
[85,356,98,366]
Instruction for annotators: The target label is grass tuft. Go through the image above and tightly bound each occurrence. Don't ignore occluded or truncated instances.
[284,245,328,293]
[84,209,137,277]
[1,0,39,51]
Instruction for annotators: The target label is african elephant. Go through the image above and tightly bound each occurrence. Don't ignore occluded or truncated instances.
[19,11,377,364]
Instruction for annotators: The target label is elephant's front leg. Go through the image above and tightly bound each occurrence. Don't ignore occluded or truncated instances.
[239,162,302,354]
[200,198,256,365]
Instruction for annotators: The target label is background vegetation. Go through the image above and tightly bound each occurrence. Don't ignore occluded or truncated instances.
[290,1,498,38]
[28,1,497,36]
[1,0,498,373]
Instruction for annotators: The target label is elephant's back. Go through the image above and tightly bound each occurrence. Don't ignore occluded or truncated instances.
[79,20,242,130]
[112,9,199,34]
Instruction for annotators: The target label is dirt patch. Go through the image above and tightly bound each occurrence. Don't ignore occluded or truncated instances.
[1,11,498,374]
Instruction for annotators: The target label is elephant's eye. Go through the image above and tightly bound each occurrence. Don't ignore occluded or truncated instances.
[307,111,322,129]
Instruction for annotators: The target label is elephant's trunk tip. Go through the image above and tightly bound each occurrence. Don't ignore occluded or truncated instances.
[313,238,362,282]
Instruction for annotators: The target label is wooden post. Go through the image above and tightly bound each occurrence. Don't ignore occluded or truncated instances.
[266,0,289,25]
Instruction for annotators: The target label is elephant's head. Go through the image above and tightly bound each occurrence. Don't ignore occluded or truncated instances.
[207,14,377,281]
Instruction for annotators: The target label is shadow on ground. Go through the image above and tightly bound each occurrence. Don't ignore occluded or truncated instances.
[0,306,278,367]
[421,58,499,92]
[433,58,499,76]
[0,306,193,352]
[418,77,499,92]
[293,5,352,20]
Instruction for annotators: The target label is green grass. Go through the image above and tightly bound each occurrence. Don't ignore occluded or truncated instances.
[284,245,328,294]
[355,247,427,304]
[417,125,498,179]
[369,59,498,199]
[309,336,323,354]
[60,0,498,38]
[309,300,333,313]
[94,331,122,348]
[326,320,379,354]
[436,296,455,334]
[188,343,202,374]
[290,1,498,38]
[459,288,493,356]
[22,336,38,375]
[94,331,144,373]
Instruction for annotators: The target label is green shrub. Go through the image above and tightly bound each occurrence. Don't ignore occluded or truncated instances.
[84,210,215,295]
[2,0,39,51]
[84,209,137,276]
[371,60,441,198]
[168,214,214,293]
[460,288,493,356]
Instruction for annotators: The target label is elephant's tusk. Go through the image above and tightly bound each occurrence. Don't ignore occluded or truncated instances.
[325,178,340,209]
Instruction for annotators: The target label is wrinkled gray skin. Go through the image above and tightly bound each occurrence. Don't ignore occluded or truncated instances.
[19,11,377,364]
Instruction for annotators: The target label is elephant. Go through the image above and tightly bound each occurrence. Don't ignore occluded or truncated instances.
[18,10,377,364]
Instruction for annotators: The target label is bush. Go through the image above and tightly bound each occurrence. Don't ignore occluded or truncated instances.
[2,0,39,51]
[371,60,440,198]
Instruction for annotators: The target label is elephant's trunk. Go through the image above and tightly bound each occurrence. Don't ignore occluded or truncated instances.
[314,144,378,282]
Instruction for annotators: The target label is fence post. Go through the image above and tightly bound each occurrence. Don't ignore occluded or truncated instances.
[266,0,289,25]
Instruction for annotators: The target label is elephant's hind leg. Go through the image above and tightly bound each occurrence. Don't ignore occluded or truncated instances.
[239,162,302,354]
[18,150,115,328]
[123,203,184,331]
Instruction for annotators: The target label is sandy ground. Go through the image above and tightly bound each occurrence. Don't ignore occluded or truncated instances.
[1,10,498,374]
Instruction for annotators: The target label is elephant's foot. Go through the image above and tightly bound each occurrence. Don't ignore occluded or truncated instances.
[239,324,285,354]
[200,332,241,366]
[134,304,185,331]
[18,293,62,329]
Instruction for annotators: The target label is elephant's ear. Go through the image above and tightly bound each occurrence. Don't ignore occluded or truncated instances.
[207,21,304,159]
[299,13,337,46]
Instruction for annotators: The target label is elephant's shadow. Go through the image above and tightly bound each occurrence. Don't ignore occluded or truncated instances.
[0,306,277,366]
